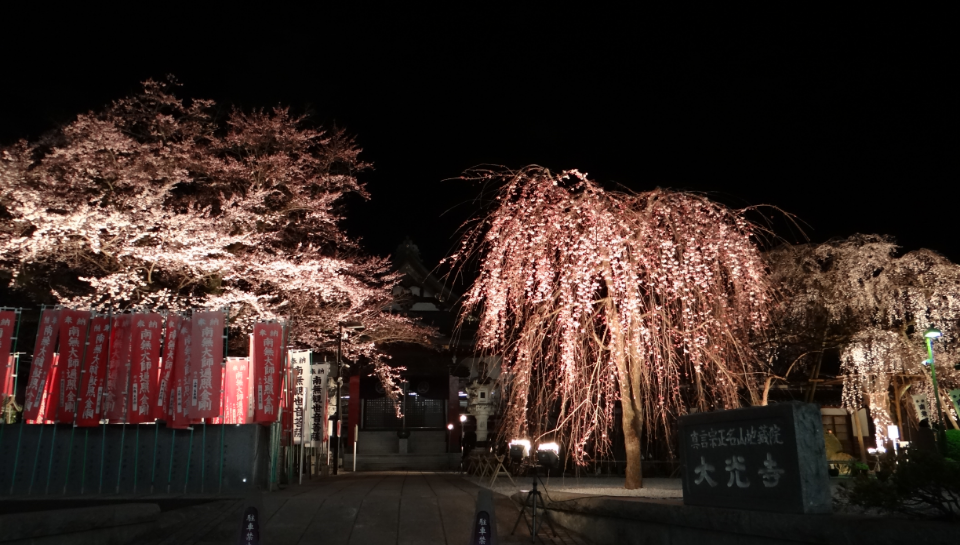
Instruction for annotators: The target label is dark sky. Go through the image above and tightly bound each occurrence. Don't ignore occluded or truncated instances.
[1,8,953,269]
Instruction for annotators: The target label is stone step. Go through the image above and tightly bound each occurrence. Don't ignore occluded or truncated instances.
[343,453,461,471]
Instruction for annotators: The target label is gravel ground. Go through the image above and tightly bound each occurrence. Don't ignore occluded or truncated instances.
[469,474,685,500]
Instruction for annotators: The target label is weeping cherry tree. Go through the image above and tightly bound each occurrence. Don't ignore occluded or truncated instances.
[450,167,773,489]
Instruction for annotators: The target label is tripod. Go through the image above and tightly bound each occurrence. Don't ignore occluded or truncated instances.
[511,469,555,543]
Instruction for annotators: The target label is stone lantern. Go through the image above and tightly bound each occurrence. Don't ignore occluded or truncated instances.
[465,378,496,442]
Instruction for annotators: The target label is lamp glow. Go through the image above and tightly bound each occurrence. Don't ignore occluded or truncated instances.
[459,414,467,423]
[887,425,900,441]
[537,442,560,454]
[924,327,942,339]
[509,438,531,457]
[447,423,454,430]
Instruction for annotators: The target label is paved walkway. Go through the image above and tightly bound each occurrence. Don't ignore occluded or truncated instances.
[166,472,593,545]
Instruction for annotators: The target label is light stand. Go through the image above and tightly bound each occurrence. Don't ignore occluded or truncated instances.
[511,466,556,543]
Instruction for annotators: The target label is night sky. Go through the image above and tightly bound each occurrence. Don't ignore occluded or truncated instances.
[1,8,952,272]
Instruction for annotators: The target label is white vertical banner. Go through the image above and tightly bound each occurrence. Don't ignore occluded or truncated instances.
[290,350,311,445]
[310,362,331,447]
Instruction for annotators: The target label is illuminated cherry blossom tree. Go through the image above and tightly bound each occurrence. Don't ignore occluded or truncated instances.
[0,79,431,392]
[768,235,960,446]
[451,167,773,488]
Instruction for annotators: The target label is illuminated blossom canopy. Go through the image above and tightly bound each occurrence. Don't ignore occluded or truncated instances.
[0,79,431,396]
[452,167,773,488]
[767,235,960,445]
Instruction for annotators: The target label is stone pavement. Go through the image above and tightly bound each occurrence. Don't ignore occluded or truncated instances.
[157,471,593,545]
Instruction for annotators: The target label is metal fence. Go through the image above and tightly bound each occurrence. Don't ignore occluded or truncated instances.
[363,398,446,429]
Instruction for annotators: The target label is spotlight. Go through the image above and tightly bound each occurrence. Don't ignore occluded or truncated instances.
[509,439,530,463]
[536,442,560,470]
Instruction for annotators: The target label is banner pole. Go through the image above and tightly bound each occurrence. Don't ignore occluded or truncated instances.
[133,424,140,494]
[150,421,159,495]
[28,305,50,496]
[117,312,133,495]
[166,428,176,494]
[27,424,44,495]
[201,420,206,494]
[64,311,93,495]
[218,306,229,495]
[0,309,24,460]
[80,428,89,494]
[44,421,58,495]
[98,310,114,495]
[9,417,24,494]
[184,426,194,494]
[6,308,25,495]
[151,312,170,495]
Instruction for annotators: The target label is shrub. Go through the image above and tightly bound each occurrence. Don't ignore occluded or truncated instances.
[841,448,960,520]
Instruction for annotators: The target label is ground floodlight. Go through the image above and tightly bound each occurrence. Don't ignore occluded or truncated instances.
[509,439,531,462]
[536,442,560,469]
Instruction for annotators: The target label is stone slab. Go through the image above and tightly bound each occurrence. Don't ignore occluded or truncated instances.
[679,401,831,514]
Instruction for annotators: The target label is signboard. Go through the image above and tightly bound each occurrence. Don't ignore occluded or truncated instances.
[129,313,162,423]
[912,394,931,422]
[949,390,960,418]
[252,323,283,422]
[224,358,251,424]
[189,311,224,419]
[56,310,89,422]
[310,362,330,445]
[290,350,311,445]
[76,315,111,427]
[239,506,260,545]
[23,309,60,421]
[0,310,17,396]
[679,401,831,514]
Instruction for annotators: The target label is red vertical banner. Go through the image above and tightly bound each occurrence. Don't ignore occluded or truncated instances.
[252,322,283,423]
[104,315,133,422]
[168,318,192,428]
[76,315,111,427]
[56,310,90,422]
[24,309,61,422]
[223,358,250,424]
[281,350,294,445]
[189,311,224,419]
[154,315,181,420]
[34,354,60,423]
[0,310,16,396]
[129,313,162,423]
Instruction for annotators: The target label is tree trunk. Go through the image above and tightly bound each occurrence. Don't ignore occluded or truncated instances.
[620,395,644,489]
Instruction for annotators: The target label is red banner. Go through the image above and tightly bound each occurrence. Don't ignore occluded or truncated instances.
[0,311,16,396]
[252,323,283,423]
[188,311,224,419]
[31,354,60,423]
[24,309,61,421]
[76,315,112,427]
[129,313,162,423]
[223,358,250,424]
[154,315,181,420]
[168,317,192,428]
[104,315,133,422]
[56,310,90,422]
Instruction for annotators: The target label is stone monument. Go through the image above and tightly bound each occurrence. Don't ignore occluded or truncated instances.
[679,401,832,514]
